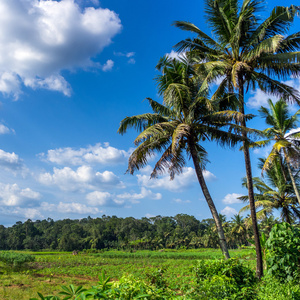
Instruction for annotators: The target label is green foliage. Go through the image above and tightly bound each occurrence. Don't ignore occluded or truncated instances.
[146,268,167,289]
[0,251,35,269]
[193,258,257,299]
[30,273,174,300]
[257,276,300,300]
[265,222,300,282]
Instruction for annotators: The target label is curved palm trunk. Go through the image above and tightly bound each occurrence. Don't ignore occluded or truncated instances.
[238,76,263,279]
[283,150,300,205]
[189,140,230,259]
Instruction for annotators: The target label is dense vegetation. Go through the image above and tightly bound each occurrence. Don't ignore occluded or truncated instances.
[0,213,276,252]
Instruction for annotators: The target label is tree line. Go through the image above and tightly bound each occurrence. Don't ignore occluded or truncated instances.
[0,213,286,252]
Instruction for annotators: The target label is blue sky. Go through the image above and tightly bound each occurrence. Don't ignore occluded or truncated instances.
[0,0,299,226]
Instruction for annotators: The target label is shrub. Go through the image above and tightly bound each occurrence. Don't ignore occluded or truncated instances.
[193,258,257,299]
[265,222,300,282]
[0,251,35,269]
[257,275,300,300]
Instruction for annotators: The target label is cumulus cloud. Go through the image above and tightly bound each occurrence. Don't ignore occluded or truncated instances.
[221,206,238,217]
[117,187,162,203]
[247,78,300,110]
[0,149,27,174]
[86,191,124,206]
[0,183,41,207]
[0,0,122,98]
[11,207,43,220]
[137,167,216,192]
[41,201,100,214]
[203,170,217,181]
[137,167,195,191]
[247,89,277,109]
[222,193,243,205]
[39,165,124,192]
[41,142,129,166]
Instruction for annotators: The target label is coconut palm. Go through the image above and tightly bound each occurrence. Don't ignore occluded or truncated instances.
[239,157,300,224]
[173,0,300,278]
[229,214,248,247]
[118,57,250,259]
[254,99,300,204]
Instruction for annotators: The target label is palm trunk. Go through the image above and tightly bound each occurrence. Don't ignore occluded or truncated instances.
[238,76,263,279]
[283,150,300,205]
[189,140,230,259]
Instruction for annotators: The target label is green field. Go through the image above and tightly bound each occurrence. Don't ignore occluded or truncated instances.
[0,249,255,299]
[1,249,299,300]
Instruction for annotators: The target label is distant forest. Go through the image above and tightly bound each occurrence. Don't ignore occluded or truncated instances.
[0,214,280,251]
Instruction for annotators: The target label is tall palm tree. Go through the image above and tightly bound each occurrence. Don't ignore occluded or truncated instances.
[173,0,300,278]
[239,157,300,224]
[254,99,300,204]
[118,57,249,259]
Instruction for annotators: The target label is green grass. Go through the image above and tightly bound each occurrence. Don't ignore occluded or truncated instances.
[0,249,255,299]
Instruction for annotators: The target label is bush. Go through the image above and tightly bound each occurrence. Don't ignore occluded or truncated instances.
[0,251,35,269]
[30,272,177,300]
[265,222,300,282]
[193,258,257,299]
[257,275,300,300]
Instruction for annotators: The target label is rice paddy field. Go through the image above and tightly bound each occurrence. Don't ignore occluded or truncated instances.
[0,249,256,299]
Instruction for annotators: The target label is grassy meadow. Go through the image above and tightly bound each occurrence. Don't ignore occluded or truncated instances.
[0,249,255,299]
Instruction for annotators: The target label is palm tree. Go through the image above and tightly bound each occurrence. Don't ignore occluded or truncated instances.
[229,214,248,247]
[173,0,300,278]
[254,99,300,204]
[239,157,300,224]
[118,57,248,259]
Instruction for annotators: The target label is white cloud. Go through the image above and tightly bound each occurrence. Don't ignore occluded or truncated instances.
[221,206,238,217]
[0,183,41,207]
[117,187,162,203]
[247,78,300,110]
[102,59,114,71]
[203,170,217,181]
[137,167,216,192]
[41,201,100,215]
[173,198,191,204]
[114,51,135,64]
[137,167,196,191]
[247,89,277,109]
[41,142,129,166]
[0,0,122,98]
[86,191,124,206]
[12,207,43,220]
[39,165,124,192]
[222,193,243,204]
[0,124,14,134]
[0,149,27,173]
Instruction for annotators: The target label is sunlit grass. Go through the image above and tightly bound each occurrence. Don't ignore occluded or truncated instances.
[0,249,256,299]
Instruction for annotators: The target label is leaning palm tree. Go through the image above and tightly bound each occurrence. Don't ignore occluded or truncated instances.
[118,57,250,259]
[239,157,300,224]
[254,99,300,204]
[173,0,300,278]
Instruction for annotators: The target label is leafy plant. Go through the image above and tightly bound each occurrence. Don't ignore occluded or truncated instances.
[0,251,35,269]
[265,222,300,282]
[193,258,257,299]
